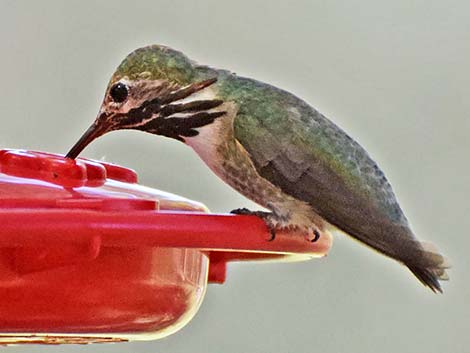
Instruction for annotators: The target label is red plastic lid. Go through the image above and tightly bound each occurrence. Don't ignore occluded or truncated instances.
[0,149,333,344]
[0,149,332,283]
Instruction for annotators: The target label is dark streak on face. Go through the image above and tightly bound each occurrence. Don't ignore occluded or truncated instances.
[116,77,226,141]
[135,110,226,141]
[65,77,224,159]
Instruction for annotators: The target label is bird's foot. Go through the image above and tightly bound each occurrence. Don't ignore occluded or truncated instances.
[230,208,322,243]
[230,208,278,241]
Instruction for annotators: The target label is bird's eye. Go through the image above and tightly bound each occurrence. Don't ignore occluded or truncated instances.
[109,82,129,103]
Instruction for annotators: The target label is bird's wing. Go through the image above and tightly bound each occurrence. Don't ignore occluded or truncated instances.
[219,74,448,291]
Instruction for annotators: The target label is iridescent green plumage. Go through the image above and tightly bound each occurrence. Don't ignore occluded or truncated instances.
[113,46,403,220]
[112,45,196,85]
[68,45,449,292]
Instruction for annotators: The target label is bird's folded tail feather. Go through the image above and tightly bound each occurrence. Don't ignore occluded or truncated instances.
[404,241,450,293]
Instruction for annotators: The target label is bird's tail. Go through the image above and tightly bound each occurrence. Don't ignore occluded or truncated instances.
[402,242,450,293]
[345,223,450,292]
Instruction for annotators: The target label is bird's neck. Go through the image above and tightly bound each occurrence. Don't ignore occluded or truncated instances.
[183,88,238,170]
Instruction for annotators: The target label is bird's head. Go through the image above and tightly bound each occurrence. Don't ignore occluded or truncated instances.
[66,45,224,159]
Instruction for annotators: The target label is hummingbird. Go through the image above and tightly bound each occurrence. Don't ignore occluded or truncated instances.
[66,45,449,292]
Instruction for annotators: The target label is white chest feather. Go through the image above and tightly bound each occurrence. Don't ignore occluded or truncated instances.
[185,118,226,170]
[181,88,236,174]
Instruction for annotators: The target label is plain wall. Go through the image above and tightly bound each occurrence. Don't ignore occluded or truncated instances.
[0,1,468,352]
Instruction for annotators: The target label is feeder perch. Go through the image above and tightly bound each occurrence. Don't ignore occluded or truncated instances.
[0,149,331,344]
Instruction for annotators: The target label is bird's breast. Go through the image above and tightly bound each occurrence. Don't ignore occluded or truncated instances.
[184,102,326,230]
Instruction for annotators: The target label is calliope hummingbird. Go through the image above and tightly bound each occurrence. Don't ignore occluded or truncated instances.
[66,45,449,292]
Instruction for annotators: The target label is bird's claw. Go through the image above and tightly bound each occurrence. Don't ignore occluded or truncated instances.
[230,208,277,241]
[267,228,276,241]
[230,207,252,215]
[310,229,321,242]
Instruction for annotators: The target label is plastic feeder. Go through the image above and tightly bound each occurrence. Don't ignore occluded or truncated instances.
[0,149,331,344]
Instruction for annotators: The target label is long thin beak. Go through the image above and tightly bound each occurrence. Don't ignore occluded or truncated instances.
[65,118,109,159]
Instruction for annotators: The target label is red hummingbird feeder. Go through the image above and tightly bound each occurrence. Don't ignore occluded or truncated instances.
[0,149,331,345]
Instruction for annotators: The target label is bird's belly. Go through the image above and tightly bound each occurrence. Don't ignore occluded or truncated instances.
[186,126,328,232]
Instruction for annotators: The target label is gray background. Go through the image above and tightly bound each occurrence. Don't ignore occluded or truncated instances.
[1,0,468,352]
